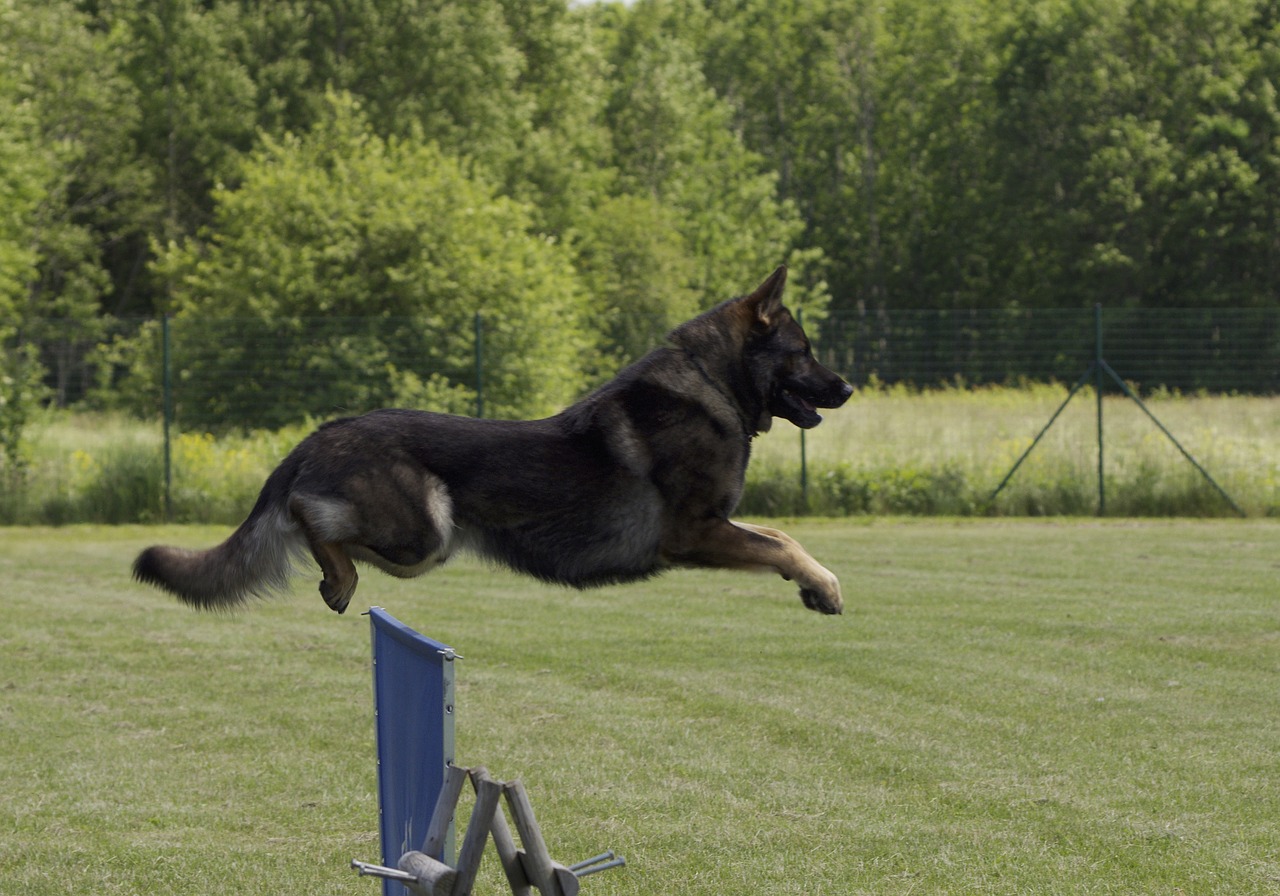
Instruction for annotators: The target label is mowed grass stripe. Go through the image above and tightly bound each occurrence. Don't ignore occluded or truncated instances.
[1,519,1276,894]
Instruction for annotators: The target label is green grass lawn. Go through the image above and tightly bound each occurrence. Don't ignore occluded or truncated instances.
[2,520,1278,895]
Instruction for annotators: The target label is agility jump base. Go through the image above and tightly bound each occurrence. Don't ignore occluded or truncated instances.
[356,608,623,896]
[353,764,624,896]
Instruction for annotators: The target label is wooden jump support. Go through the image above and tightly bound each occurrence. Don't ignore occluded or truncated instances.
[352,764,625,896]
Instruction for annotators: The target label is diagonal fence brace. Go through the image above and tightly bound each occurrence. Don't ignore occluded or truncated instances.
[987,304,1246,516]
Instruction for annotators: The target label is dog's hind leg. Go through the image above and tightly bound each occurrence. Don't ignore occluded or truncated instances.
[343,469,455,579]
[308,537,359,614]
[289,495,360,614]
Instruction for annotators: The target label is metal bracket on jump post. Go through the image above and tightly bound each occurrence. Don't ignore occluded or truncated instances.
[352,764,625,896]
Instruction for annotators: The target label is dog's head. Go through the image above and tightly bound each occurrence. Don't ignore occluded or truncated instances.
[742,266,853,431]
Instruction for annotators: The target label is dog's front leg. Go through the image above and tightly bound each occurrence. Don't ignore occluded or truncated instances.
[666,519,843,615]
[733,521,844,614]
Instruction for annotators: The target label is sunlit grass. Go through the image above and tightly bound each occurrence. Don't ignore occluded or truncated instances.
[3,412,310,524]
[2,520,1278,895]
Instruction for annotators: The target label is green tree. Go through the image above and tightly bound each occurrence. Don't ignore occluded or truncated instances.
[0,0,158,412]
[230,0,617,235]
[573,193,701,378]
[988,0,1276,308]
[106,0,257,246]
[0,72,49,477]
[593,1,823,311]
[701,0,1001,310]
[149,93,588,429]
[230,2,564,194]
[1238,0,1280,300]
[1150,0,1280,306]
[487,0,616,236]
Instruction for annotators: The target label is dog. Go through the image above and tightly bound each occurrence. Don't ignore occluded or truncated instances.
[134,266,854,615]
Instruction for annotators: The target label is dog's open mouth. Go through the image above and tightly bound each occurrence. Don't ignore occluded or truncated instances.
[775,387,823,429]
[772,377,853,429]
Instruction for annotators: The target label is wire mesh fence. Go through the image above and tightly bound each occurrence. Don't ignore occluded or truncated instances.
[819,305,1280,393]
[4,304,1277,521]
[17,305,1280,429]
[20,314,484,431]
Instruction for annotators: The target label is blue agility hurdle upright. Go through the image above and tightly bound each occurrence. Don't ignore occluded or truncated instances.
[355,608,624,896]
[367,607,458,895]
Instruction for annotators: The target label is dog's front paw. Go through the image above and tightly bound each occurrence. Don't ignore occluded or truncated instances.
[800,587,843,615]
[799,570,843,615]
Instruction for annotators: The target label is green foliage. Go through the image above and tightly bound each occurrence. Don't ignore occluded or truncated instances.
[599,8,815,304]
[0,0,156,319]
[983,0,1276,308]
[4,0,1280,434]
[151,93,587,428]
[0,81,42,318]
[697,0,1280,311]
[165,428,300,524]
[0,28,54,477]
[109,0,257,242]
[0,345,46,487]
[573,193,702,375]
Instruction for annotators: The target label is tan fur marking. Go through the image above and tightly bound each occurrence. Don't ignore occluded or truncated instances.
[662,519,843,614]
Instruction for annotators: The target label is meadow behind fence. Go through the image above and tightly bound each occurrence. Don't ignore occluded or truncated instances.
[3,306,1278,523]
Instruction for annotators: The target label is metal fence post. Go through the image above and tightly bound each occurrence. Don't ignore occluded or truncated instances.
[162,314,173,521]
[1094,303,1105,516]
[989,301,1245,516]
[474,311,484,419]
[798,309,809,509]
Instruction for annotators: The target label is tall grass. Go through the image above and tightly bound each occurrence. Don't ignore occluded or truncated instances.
[746,383,1277,517]
[1,385,1276,524]
[0,414,166,524]
[0,413,309,525]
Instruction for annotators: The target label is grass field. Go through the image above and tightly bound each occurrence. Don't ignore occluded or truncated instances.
[2,519,1277,895]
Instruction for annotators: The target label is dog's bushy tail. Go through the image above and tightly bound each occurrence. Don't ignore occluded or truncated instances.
[133,505,308,610]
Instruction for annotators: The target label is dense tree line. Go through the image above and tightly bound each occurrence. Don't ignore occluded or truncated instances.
[3,0,1280,437]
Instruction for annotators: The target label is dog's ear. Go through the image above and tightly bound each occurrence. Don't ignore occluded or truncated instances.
[746,265,788,326]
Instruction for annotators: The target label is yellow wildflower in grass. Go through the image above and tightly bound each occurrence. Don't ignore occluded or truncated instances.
[170,431,279,524]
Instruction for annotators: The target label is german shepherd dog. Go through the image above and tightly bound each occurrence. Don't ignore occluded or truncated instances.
[134,266,853,615]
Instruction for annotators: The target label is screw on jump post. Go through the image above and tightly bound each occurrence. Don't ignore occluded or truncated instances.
[350,859,420,884]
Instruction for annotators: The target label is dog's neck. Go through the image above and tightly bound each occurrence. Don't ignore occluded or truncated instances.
[677,346,767,441]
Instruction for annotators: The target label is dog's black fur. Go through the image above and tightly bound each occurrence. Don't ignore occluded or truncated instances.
[134,266,853,614]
